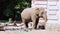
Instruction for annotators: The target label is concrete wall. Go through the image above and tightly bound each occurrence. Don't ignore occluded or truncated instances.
[31,0,60,31]
[31,0,59,23]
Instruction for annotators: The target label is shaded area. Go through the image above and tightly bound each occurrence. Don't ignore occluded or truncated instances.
[0,0,31,22]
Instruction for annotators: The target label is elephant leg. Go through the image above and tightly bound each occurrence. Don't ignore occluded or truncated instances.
[21,17,28,28]
[24,21,29,29]
[33,18,39,29]
[22,18,29,32]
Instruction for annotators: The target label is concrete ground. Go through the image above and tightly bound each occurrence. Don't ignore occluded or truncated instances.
[0,30,60,34]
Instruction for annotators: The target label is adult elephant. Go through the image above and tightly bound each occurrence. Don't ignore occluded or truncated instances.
[21,7,47,30]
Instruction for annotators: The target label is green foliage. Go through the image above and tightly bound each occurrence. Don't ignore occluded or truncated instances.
[0,0,17,18]
[0,0,31,20]
[15,0,31,20]
[3,9,13,17]
[15,0,31,11]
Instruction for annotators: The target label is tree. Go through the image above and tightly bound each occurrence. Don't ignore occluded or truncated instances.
[0,0,17,20]
[0,0,31,21]
[15,0,31,21]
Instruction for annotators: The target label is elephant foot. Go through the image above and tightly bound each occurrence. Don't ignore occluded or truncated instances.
[38,26,45,30]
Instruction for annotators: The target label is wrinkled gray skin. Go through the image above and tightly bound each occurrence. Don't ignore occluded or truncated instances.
[21,8,47,30]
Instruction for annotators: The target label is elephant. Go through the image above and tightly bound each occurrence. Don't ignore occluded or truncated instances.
[21,7,47,30]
